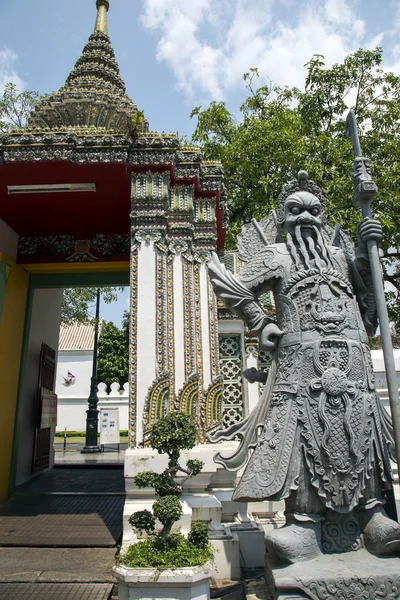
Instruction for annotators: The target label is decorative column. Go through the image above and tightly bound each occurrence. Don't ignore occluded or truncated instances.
[129,162,225,446]
[132,231,158,446]
[124,145,242,583]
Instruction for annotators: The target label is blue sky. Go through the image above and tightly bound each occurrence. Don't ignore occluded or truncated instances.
[1,0,399,325]
[1,0,399,138]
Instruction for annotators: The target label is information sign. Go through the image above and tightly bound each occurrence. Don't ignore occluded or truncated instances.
[40,387,58,429]
[100,408,120,445]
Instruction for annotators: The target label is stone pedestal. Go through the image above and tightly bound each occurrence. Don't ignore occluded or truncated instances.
[114,563,213,600]
[230,522,266,569]
[265,550,400,599]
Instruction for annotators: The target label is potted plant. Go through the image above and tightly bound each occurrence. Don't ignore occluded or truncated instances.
[113,412,214,600]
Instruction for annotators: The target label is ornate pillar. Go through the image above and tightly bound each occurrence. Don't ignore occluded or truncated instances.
[129,167,224,446]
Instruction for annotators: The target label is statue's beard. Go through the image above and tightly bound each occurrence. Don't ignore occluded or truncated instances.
[287,223,334,271]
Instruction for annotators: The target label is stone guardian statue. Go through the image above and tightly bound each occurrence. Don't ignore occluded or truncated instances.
[208,167,400,564]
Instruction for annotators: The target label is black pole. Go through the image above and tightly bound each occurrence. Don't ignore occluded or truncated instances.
[82,288,101,453]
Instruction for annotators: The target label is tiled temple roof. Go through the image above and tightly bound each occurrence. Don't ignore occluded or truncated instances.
[59,322,97,351]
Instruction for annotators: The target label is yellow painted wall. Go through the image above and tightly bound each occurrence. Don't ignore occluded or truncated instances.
[0,253,29,503]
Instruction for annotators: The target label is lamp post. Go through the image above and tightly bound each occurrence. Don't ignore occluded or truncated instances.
[82,288,101,453]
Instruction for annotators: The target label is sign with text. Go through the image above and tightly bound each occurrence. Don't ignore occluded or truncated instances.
[100,408,120,444]
[40,387,58,429]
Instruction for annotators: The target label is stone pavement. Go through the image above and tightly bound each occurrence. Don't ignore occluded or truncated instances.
[0,583,114,599]
[54,444,126,466]
[0,548,116,583]
[16,466,125,494]
[0,495,124,546]
[0,466,124,599]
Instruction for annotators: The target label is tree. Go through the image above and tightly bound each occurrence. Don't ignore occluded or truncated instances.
[122,413,213,569]
[191,48,400,327]
[0,82,39,132]
[61,287,123,325]
[97,312,129,390]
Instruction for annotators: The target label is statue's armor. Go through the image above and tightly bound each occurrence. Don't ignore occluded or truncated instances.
[233,243,393,513]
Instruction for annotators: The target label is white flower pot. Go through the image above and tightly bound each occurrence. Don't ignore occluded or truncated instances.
[113,562,213,600]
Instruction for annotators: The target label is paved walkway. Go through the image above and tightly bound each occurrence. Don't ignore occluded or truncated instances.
[54,444,126,466]
[0,548,116,583]
[0,583,114,600]
[0,466,124,599]
[16,467,125,495]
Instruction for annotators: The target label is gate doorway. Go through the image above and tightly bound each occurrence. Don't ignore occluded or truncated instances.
[8,269,129,498]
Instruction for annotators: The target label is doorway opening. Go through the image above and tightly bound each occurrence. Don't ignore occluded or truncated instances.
[9,269,129,498]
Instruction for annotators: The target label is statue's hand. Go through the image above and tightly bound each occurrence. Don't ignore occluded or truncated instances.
[259,323,283,350]
[358,217,382,253]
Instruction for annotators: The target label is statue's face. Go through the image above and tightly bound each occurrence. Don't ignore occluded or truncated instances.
[283,191,322,236]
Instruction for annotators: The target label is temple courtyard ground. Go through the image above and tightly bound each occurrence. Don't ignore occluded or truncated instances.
[0,452,264,599]
[0,459,124,599]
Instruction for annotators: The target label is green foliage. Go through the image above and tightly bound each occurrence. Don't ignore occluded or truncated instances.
[134,471,159,489]
[156,473,181,497]
[153,495,183,526]
[186,459,204,477]
[129,109,145,136]
[191,49,400,328]
[150,412,197,460]
[128,510,156,535]
[134,470,181,497]
[97,319,129,391]
[187,521,209,549]
[54,430,87,438]
[119,533,213,569]
[0,82,39,132]
[54,430,128,438]
[127,413,211,567]
[61,287,124,325]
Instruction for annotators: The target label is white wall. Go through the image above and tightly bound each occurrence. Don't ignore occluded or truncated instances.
[16,288,63,487]
[0,217,18,261]
[56,350,93,398]
[371,349,400,390]
[372,350,400,421]
[57,382,129,431]
[55,345,129,433]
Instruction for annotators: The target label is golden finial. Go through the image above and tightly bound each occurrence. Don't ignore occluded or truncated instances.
[94,0,110,34]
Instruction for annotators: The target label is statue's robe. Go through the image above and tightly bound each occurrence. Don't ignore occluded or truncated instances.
[226,243,394,513]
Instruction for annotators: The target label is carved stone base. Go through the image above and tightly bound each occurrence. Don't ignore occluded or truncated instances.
[265,549,400,599]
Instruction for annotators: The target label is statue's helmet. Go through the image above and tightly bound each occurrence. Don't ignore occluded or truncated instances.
[276,171,327,226]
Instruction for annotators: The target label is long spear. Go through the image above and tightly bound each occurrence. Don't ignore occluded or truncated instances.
[346,110,400,488]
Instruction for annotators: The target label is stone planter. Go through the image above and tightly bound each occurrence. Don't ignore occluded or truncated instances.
[113,562,213,600]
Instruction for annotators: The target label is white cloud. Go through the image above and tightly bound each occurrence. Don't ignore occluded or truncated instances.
[141,0,224,98]
[140,0,387,101]
[0,47,25,94]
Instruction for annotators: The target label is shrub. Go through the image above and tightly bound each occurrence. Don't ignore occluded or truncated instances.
[128,510,155,535]
[187,521,209,549]
[120,532,214,569]
[121,412,213,569]
[153,495,183,527]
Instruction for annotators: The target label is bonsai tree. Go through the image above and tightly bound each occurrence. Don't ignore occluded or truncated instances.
[120,412,214,569]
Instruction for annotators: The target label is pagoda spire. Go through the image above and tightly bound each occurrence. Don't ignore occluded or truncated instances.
[94,0,109,34]
[28,0,149,132]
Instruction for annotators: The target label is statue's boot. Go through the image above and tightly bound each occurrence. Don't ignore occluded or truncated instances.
[361,506,400,556]
[265,513,322,564]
